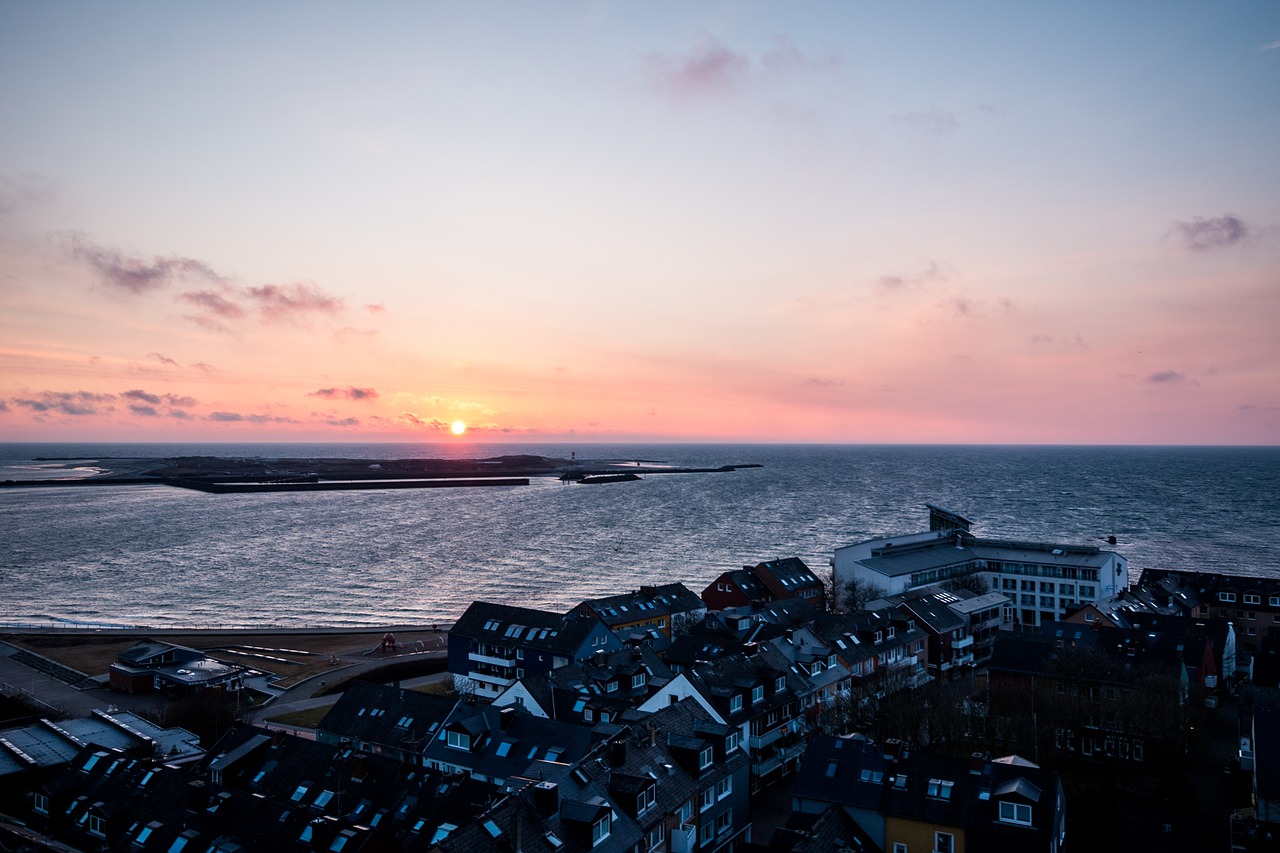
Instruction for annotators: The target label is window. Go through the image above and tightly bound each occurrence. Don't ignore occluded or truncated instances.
[516,648,525,659]
[1270,595,1280,607]
[1000,801,1033,825]
[592,813,612,846]
[700,788,715,811]
[893,845,908,853]
[715,777,732,799]
[700,821,715,845]
[825,761,838,778]
[935,832,954,853]
[446,731,471,750]
[752,685,765,704]
[715,809,733,835]
[33,793,48,815]
[679,800,694,823]
[729,694,742,712]
[637,783,657,814]
[1245,594,1261,605]
[632,672,646,688]
[648,823,665,850]
[727,731,740,752]
[776,676,787,691]
[699,745,714,770]
[926,779,953,799]
[1085,612,1095,622]
[88,814,105,837]
[1219,591,1236,602]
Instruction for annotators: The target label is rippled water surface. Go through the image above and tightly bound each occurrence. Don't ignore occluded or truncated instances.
[2,443,1277,627]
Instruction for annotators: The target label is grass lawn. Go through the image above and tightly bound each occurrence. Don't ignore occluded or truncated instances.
[264,704,334,729]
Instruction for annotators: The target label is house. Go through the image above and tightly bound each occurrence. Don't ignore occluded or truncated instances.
[449,602,623,698]
[793,734,1067,853]
[870,588,975,679]
[430,698,752,853]
[702,568,775,611]
[811,608,931,699]
[573,582,707,643]
[108,640,246,694]
[750,558,827,611]
[834,506,1128,627]
[1137,569,1280,651]
[315,680,457,765]
[492,645,674,725]
[422,703,598,786]
[637,646,812,792]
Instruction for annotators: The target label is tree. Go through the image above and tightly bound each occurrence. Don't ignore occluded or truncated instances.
[842,577,887,613]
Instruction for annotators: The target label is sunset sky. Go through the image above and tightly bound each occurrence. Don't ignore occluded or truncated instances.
[2,2,1277,444]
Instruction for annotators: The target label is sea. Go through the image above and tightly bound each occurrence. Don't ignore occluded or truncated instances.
[1,442,1277,630]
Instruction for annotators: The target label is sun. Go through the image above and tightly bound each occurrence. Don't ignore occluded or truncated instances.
[450,420,467,435]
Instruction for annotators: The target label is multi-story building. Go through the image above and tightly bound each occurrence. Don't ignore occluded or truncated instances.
[833,506,1128,627]
[449,602,622,698]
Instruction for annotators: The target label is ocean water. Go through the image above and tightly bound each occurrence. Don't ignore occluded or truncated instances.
[1,443,1277,628]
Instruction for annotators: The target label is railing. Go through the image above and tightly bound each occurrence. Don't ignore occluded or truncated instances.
[749,726,784,750]
[468,651,516,666]
[952,635,975,649]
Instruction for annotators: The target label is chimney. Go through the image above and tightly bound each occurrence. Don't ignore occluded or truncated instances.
[187,780,209,811]
[500,707,516,731]
[610,738,627,767]
[532,781,559,816]
[349,753,370,781]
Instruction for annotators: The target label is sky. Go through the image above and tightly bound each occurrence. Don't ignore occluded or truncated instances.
[1,1,1277,445]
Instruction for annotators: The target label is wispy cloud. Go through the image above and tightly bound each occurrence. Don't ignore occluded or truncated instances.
[643,34,750,98]
[121,389,197,407]
[896,106,959,134]
[12,390,116,415]
[1146,370,1189,384]
[310,387,379,401]
[248,282,344,322]
[878,260,947,293]
[1261,40,1280,52]
[206,411,299,424]
[146,352,180,367]
[396,412,452,431]
[64,232,225,294]
[0,171,55,219]
[1167,214,1251,252]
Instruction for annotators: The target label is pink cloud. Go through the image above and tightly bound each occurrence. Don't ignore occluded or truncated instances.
[1167,214,1251,252]
[64,232,225,294]
[309,387,379,401]
[643,35,750,98]
[248,282,345,322]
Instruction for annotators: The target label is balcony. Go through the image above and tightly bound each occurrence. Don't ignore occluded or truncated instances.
[670,823,698,853]
[468,671,515,686]
[952,635,974,649]
[749,726,784,751]
[469,650,516,667]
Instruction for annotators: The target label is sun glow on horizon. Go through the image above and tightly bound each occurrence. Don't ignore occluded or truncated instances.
[450,420,467,435]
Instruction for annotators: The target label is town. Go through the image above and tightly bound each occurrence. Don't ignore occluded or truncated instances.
[1,506,1276,852]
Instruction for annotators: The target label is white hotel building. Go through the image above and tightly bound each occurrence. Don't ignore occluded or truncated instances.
[834,506,1128,627]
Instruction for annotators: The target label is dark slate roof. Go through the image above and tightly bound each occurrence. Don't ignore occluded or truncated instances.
[793,735,890,810]
[753,557,823,592]
[317,680,457,753]
[452,601,610,657]
[423,703,598,783]
[794,736,1062,845]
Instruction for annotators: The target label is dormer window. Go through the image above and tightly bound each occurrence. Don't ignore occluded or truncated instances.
[637,783,657,814]
[446,731,471,751]
[606,680,618,693]
[874,631,884,643]
[632,672,646,688]
[592,813,612,846]
[699,745,714,770]
[729,694,742,713]
[999,801,1033,825]
[887,626,895,639]
[775,676,787,691]
[927,779,954,799]
[752,685,765,704]
[1219,592,1236,603]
